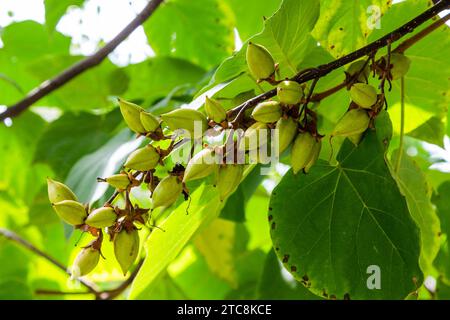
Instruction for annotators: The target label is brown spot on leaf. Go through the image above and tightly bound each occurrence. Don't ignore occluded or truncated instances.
[268,215,273,221]
[330,45,335,50]
[344,293,350,300]
[282,254,289,263]
[271,222,276,230]
[275,247,279,251]
[330,295,337,300]
[291,265,297,272]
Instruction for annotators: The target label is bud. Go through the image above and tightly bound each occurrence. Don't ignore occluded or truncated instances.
[388,53,411,80]
[161,109,207,138]
[291,132,318,174]
[304,139,322,173]
[205,96,226,123]
[151,175,183,209]
[276,117,298,154]
[103,174,130,190]
[52,200,87,226]
[349,83,377,109]
[118,98,146,134]
[240,122,268,151]
[331,109,370,137]
[183,148,217,183]
[124,145,160,171]
[114,229,140,275]
[47,178,78,203]
[217,165,244,201]
[246,42,275,80]
[277,81,303,105]
[72,246,100,277]
[140,111,160,133]
[346,60,370,83]
[251,101,282,123]
[85,207,117,228]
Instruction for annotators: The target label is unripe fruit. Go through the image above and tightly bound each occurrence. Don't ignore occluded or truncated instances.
[304,139,321,173]
[251,101,282,123]
[346,60,370,83]
[246,42,275,80]
[183,148,218,183]
[118,98,146,134]
[348,133,363,145]
[331,109,370,137]
[276,117,298,154]
[217,165,244,201]
[388,53,411,80]
[114,229,140,275]
[240,122,268,151]
[104,174,130,190]
[349,83,377,109]
[72,247,100,277]
[205,96,226,123]
[47,178,78,203]
[52,200,87,226]
[124,145,160,171]
[140,111,160,133]
[291,132,318,174]
[151,175,183,209]
[85,207,117,228]
[161,109,207,138]
[277,81,303,105]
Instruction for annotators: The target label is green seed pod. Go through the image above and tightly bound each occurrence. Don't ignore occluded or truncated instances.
[118,98,146,134]
[72,247,100,277]
[161,109,208,138]
[183,148,218,183]
[304,139,322,173]
[331,109,370,137]
[85,207,117,228]
[346,60,370,83]
[251,101,282,123]
[205,96,226,123]
[217,165,244,201]
[277,81,303,105]
[104,174,130,190]
[240,122,268,151]
[276,117,298,154]
[47,178,78,203]
[114,229,140,275]
[246,42,275,80]
[52,200,87,226]
[151,175,183,209]
[349,83,377,109]
[388,53,411,80]
[140,111,160,133]
[124,145,160,171]
[291,132,317,174]
[348,133,363,145]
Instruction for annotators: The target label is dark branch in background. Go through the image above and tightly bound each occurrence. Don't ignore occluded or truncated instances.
[0,0,165,122]
[228,0,450,122]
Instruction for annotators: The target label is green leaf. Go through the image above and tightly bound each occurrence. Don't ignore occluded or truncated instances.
[45,0,84,31]
[432,182,450,281]
[143,0,235,69]
[129,184,221,299]
[269,130,422,299]
[408,117,445,147]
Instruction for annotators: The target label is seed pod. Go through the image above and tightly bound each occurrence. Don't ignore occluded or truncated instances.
[183,148,217,183]
[118,98,146,134]
[240,122,268,151]
[346,60,370,83]
[348,133,363,145]
[276,117,298,154]
[85,207,117,228]
[161,109,207,138]
[140,111,160,133]
[277,81,303,105]
[151,175,183,209]
[291,132,317,174]
[47,178,78,203]
[246,42,275,80]
[114,229,140,275]
[72,247,100,277]
[52,200,87,226]
[349,83,377,109]
[103,174,130,190]
[331,109,370,137]
[217,165,244,201]
[205,96,226,123]
[304,139,322,173]
[388,53,411,80]
[124,145,160,171]
[251,101,282,123]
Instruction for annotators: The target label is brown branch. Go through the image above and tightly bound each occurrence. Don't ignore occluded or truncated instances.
[0,0,165,122]
[227,0,450,121]
[310,81,347,102]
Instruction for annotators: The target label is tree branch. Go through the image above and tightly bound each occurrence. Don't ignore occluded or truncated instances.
[227,0,450,121]
[0,0,165,122]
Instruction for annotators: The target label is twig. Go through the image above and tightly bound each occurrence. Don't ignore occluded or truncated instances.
[0,0,165,121]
